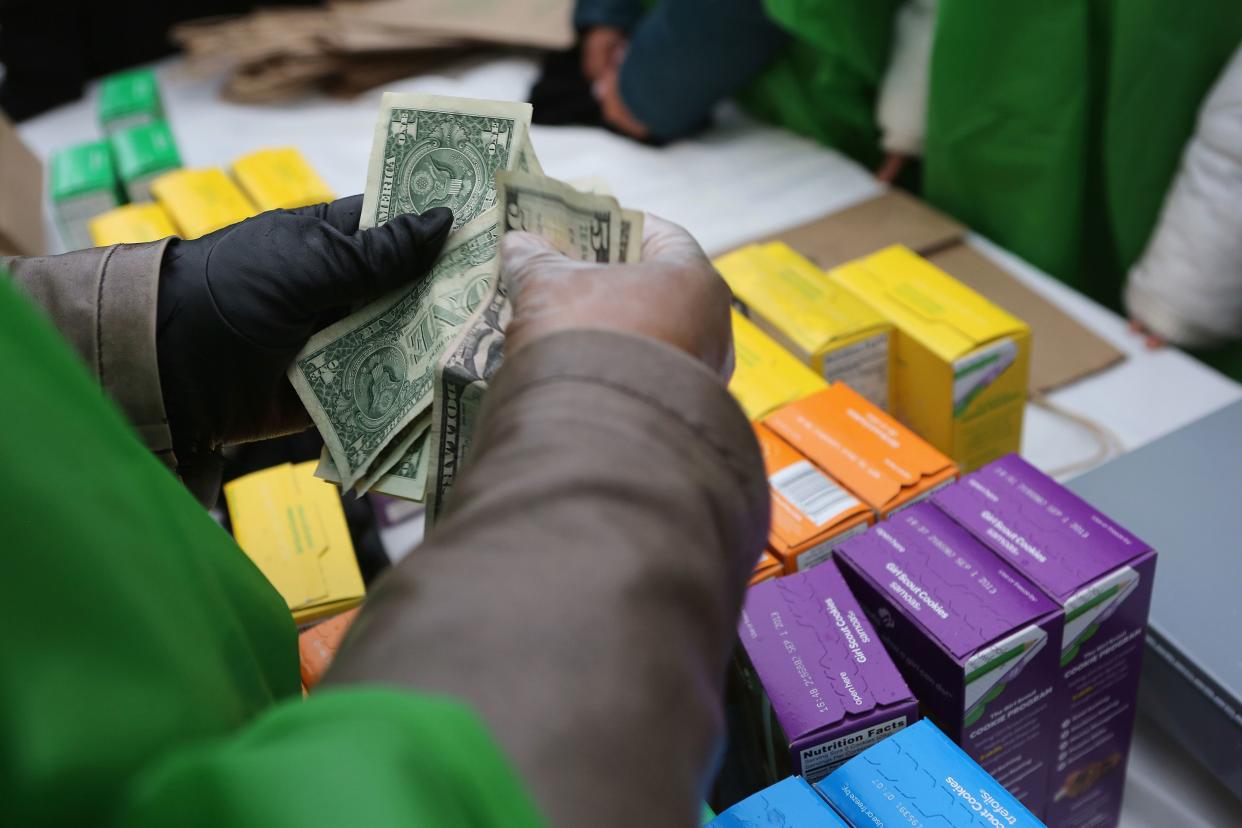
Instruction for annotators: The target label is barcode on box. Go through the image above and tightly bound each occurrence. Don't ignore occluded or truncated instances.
[769,461,861,527]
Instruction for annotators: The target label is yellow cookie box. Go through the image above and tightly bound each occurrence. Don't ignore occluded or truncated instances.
[88,202,177,246]
[224,461,365,626]
[151,167,258,239]
[828,245,1030,472]
[233,147,335,211]
[728,310,827,421]
[715,242,891,411]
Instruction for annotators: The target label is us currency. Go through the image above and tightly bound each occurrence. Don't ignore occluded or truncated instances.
[315,416,432,501]
[358,91,532,232]
[290,92,529,489]
[356,411,429,495]
[561,177,641,263]
[290,209,502,489]
[425,173,642,523]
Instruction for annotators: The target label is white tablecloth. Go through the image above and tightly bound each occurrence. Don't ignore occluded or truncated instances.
[18,53,1242,827]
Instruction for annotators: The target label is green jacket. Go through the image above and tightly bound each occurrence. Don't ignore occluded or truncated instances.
[743,1,1242,311]
[0,273,543,827]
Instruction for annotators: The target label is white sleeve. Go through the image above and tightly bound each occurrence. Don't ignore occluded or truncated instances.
[1125,43,1242,349]
[875,0,938,157]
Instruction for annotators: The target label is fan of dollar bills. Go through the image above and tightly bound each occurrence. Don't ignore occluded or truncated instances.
[288,92,644,524]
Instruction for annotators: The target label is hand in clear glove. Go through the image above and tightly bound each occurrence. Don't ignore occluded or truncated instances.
[500,213,733,379]
[156,196,453,470]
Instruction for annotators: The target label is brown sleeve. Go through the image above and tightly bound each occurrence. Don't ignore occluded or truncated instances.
[7,242,176,462]
[326,329,769,828]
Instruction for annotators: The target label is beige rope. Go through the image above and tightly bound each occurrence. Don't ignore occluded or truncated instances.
[1031,392,1126,479]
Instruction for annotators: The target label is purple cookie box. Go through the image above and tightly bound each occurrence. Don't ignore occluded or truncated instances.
[836,503,1064,819]
[737,562,918,784]
[934,455,1158,828]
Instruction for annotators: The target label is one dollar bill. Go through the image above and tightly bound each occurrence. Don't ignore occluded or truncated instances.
[358,91,532,232]
[426,173,642,522]
[290,92,532,490]
[290,209,501,489]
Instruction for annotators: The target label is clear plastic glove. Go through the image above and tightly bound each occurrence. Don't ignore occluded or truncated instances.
[156,196,453,466]
[500,214,733,380]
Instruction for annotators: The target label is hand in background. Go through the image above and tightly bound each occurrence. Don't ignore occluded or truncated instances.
[1128,319,1166,350]
[501,213,733,379]
[581,25,628,83]
[592,67,651,140]
[156,196,453,462]
[876,152,910,184]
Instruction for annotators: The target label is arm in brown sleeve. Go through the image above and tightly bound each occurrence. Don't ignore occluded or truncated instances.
[6,242,175,463]
[326,329,769,828]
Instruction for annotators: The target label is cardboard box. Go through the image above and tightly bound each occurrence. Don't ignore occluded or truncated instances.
[716,242,891,411]
[151,168,258,239]
[749,189,965,272]
[764,383,957,519]
[728,310,827,421]
[224,460,366,625]
[816,720,1046,828]
[233,147,335,211]
[0,112,47,256]
[98,68,164,134]
[750,550,783,586]
[89,203,177,246]
[836,504,1063,817]
[934,455,1157,828]
[829,245,1030,472]
[755,424,871,573]
[735,563,918,786]
[708,776,849,827]
[109,120,181,202]
[49,140,121,251]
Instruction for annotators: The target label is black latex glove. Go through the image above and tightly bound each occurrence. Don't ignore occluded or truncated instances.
[157,195,453,490]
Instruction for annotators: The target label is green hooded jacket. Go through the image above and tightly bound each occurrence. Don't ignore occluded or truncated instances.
[743,1,1242,316]
[0,271,545,827]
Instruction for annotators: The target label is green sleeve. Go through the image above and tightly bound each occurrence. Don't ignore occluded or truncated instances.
[0,271,541,826]
[923,2,1242,307]
[739,0,899,168]
[118,690,545,827]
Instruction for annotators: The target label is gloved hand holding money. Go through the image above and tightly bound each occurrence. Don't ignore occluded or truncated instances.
[287,91,646,515]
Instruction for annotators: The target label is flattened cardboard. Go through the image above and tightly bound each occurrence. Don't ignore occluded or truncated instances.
[927,244,1124,394]
[752,189,963,270]
[0,112,46,256]
[339,0,574,49]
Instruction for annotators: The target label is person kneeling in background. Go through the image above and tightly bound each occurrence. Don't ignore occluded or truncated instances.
[572,0,934,184]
